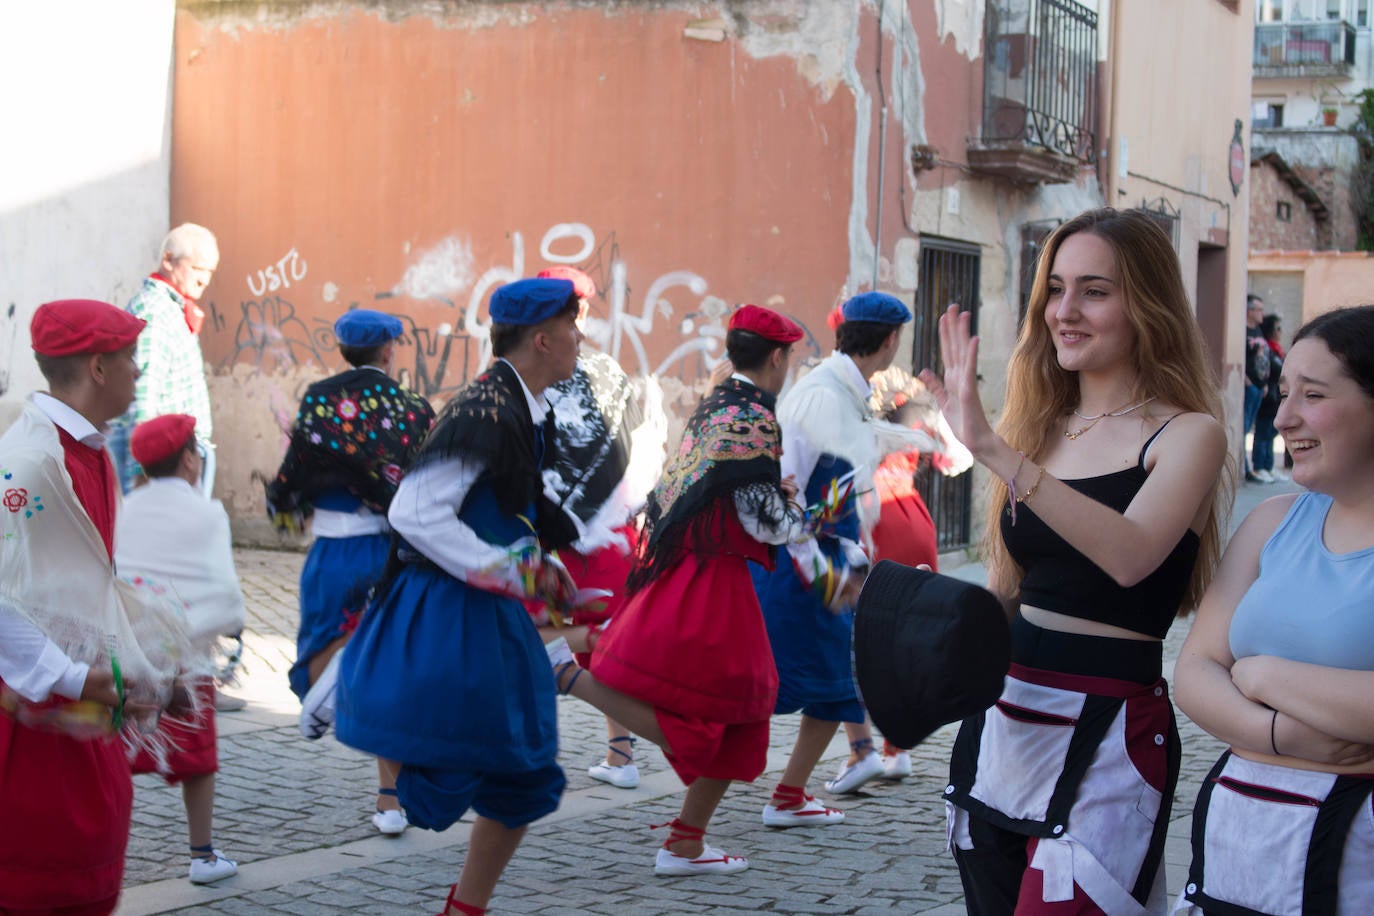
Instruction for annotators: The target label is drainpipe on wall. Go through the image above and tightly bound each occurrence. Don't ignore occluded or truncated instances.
[874,104,888,289]
[1105,0,1122,203]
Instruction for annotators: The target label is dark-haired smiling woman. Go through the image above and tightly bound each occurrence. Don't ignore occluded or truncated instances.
[921,209,1229,914]
[1174,305,1374,915]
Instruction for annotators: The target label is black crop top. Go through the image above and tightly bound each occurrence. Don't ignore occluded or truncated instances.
[1000,423,1200,639]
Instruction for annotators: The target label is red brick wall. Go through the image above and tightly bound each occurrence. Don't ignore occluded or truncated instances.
[1249,161,1321,250]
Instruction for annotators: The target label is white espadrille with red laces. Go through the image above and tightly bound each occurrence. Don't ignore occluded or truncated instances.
[761,794,846,827]
[651,818,749,876]
[654,843,749,876]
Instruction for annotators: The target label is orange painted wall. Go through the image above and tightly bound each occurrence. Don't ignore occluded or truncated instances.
[174,5,858,396]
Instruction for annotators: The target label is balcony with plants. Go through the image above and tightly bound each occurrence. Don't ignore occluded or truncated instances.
[1253,19,1357,79]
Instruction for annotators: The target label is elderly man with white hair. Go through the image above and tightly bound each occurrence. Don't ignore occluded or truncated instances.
[109,222,220,498]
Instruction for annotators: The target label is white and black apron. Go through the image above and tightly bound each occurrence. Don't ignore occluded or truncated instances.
[947,659,1179,915]
[1175,752,1374,916]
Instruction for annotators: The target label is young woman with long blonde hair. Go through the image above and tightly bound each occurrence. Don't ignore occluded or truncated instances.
[921,208,1231,914]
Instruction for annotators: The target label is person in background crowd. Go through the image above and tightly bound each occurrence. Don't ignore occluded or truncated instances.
[1251,312,1287,483]
[109,223,243,713]
[1174,304,1374,915]
[927,209,1229,914]
[110,223,220,498]
[861,367,974,780]
[335,278,587,916]
[551,304,814,877]
[754,292,921,816]
[1243,294,1271,483]
[0,300,188,914]
[117,413,246,884]
[268,309,435,837]
[532,266,668,791]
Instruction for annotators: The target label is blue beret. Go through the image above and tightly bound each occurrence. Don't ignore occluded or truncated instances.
[334,310,404,347]
[841,292,912,325]
[489,278,577,326]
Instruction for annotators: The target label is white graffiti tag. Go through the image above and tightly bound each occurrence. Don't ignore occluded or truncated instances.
[247,247,308,296]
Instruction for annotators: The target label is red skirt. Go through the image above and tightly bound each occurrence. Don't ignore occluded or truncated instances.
[129,680,217,783]
[872,491,939,571]
[0,713,132,909]
[591,511,777,784]
[560,525,639,667]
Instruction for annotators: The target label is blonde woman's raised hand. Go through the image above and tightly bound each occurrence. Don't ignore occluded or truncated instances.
[918,304,996,459]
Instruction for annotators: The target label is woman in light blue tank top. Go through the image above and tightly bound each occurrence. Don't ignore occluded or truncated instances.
[1174,305,1374,915]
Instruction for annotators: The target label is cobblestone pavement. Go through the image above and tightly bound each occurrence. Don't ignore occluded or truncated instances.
[115,478,1296,915]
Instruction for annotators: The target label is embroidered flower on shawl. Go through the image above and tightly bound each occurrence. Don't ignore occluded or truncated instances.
[337,398,360,421]
[3,488,27,513]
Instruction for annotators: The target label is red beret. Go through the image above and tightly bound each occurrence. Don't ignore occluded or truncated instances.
[130,414,197,468]
[728,304,804,344]
[536,266,596,300]
[31,299,145,357]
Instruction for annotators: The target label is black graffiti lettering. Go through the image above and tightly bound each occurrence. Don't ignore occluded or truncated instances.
[223,295,330,371]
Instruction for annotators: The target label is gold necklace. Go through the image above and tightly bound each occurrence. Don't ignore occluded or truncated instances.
[1064,396,1157,440]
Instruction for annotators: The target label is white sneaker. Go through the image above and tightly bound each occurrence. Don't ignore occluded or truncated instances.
[545,636,574,669]
[1271,469,1290,481]
[824,752,885,794]
[188,850,238,885]
[880,751,912,780]
[1254,469,1275,483]
[300,652,341,740]
[761,796,845,828]
[372,808,408,836]
[588,761,640,789]
[654,843,749,876]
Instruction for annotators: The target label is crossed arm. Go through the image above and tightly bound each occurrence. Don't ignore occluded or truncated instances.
[1174,495,1374,767]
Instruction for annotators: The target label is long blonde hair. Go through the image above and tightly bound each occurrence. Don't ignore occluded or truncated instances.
[982,208,1231,613]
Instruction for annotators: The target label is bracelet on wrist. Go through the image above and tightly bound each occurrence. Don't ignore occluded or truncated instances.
[1015,463,1047,505]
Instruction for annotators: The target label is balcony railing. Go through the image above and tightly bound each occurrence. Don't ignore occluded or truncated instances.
[971,0,1098,184]
[1254,21,1356,78]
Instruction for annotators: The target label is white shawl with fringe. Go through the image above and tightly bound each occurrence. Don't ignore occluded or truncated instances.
[0,401,190,710]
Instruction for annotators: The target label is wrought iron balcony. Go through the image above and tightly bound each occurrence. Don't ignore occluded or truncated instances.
[970,0,1098,185]
[1253,21,1356,79]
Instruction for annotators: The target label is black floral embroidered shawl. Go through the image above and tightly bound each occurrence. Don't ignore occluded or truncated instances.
[628,377,787,593]
[266,367,434,516]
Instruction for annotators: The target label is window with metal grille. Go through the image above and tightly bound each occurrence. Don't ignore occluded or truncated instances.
[981,0,1099,162]
[1137,197,1181,249]
[1020,220,1060,328]
[913,237,980,552]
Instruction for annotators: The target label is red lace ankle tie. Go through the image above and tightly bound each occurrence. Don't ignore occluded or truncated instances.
[770,782,809,810]
[439,885,485,916]
[652,817,705,852]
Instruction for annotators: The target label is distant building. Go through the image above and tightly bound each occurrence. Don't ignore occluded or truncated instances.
[1249,0,1374,331]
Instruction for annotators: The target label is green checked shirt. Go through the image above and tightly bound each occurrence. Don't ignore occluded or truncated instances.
[122,276,214,437]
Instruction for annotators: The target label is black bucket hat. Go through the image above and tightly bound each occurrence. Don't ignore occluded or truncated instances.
[854,560,1010,749]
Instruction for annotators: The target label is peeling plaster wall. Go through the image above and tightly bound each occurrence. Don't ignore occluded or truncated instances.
[176,1,879,531]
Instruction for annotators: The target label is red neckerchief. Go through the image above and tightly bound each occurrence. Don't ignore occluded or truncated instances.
[150,272,205,336]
